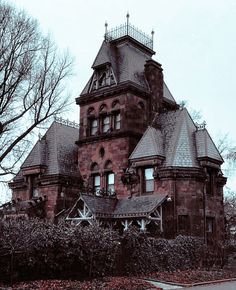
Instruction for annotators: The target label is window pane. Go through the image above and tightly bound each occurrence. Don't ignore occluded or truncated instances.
[108,173,114,185]
[115,113,121,130]
[145,168,153,180]
[91,119,98,135]
[146,180,154,192]
[145,168,154,192]
[102,116,110,132]
[94,175,100,186]
[107,173,115,194]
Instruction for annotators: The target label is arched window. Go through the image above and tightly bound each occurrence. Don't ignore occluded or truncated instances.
[90,119,98,136]
[112,100,121,130]
[102,115,110,133]
[91,162,100,195]
[104,160,115,195]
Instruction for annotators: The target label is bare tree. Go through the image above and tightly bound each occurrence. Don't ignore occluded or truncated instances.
[224,190,236,239]
[0,1,74,179]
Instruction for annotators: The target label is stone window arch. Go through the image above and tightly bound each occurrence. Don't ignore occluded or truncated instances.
[112,99,120,109]
[91,162,99,172]
[104,160,112,170]
[99,103,107,112]
[87,107,95,115]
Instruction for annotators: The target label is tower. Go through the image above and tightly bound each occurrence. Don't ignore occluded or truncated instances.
[76,17,177,197]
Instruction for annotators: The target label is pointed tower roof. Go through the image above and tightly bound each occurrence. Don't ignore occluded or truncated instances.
[129,126,164,160]
[195,128,224,163]
[170,109,199,167]
[15,120,80,180]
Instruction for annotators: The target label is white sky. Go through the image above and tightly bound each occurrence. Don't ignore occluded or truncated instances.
[1,0,236,202]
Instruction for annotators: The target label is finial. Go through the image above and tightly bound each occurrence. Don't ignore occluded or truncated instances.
[104,21,108,40]
[126,12,130,25]
[151,29,154,49]
[126,12,130,34]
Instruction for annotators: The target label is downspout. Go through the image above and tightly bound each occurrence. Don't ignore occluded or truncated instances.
[173,171,177,236]
[203,167,207,244]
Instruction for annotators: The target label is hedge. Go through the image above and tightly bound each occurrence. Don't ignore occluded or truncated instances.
[0,219,220,284]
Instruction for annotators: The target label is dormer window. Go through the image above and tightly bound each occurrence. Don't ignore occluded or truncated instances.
[98,72,107,87]
[90,66,117,92]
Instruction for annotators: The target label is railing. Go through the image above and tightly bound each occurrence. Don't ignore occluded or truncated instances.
[105,23,153,50]
[54,116,80,129]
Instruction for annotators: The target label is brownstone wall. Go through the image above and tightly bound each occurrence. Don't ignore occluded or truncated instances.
[78,137,139,197]
[79,92,149,140]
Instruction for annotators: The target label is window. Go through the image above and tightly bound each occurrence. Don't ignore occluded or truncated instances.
[98,72,107,87]
[206,216,215,244]
[93,174,101,195]
[206,217,215,233]
[206,168,216,196]
[90,119,98,136]
[107,173,115,194]
[178,215,190,234]
[114,113,121,130]
[144,168,154,192]
[102,116,110,133]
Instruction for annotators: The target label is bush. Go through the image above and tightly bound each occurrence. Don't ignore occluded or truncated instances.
[122,228,204,275]
[0,219,219,283]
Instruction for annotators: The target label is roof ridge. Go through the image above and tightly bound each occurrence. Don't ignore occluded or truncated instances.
[169,109,183,165]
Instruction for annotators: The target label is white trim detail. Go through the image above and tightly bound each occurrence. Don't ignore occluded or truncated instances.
[66,198,93,226]
[137,219,150,231]
[121,219,133,231]
[149,205,163,232]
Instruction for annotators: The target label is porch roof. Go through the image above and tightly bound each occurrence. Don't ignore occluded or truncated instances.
[80,193,167,219]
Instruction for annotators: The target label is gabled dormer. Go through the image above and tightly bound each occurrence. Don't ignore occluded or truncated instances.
[89,63,117,92]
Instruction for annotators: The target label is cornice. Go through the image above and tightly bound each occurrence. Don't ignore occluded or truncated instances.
[76,130,142,146]
[76,82,150,106]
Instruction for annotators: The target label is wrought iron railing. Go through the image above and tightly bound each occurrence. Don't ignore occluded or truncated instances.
[105,23,153,50]
[54,116,80,129]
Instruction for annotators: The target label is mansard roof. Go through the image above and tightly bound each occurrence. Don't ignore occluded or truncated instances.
[68,193,167,219]
[81,39,151,95]
[129,108,223,167]
[14,121,80,180]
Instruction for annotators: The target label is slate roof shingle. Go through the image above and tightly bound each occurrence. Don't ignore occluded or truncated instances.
[15,121,80,180]
[75,193,167,218]
[195,129,224,163]
[130,108,223,167]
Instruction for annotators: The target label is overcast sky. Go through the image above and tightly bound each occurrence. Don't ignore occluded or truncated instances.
[2,0,236,202]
